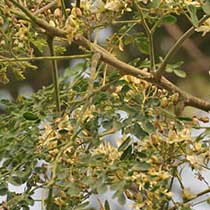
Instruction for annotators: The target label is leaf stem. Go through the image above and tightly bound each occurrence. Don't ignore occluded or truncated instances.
[60,0,67,19]
[112,19,142,24]
[47,36,61,115]
[46,187,53,210]
[76,0,80,8]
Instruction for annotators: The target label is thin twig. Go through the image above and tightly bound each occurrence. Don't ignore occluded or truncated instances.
[165,24,209,72]
[112,19,142,24]
[47,36,61,115]
[88,53,101,93]
[60,0,67,19]
[34,0,57,15]
[0,54,90,63]
[155,15,210,78]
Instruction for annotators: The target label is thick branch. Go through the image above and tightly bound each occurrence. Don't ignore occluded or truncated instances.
[78,37,210,111]
[8,0,210,112]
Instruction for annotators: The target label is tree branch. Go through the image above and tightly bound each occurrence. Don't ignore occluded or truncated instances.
[8,0,210,112]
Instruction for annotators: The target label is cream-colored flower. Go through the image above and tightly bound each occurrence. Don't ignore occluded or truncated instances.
[167,128,191,144]
[186,155,203,169]
[196,18,210,36]
[91,142,120,161]
[104,0,122,11]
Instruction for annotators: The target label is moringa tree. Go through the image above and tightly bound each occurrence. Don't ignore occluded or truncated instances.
[1,0,210,209]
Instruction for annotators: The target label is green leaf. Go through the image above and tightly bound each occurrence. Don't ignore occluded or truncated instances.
[165,65,174,73]
[145,98,160,107]
[120,84,131,94]
[97,182,107,194]
[174,69,187,78]
[64,62,86,78]
[112,191,126,205]
[133,123,149,139]
[25,197,34,206]
[136,37,149,55]
[23,112,39,121]
[94,92,108,104]
[118,192,126,205]
[124,35,134,45]
[187,5,199,26]
[137,151,147,158]
[145,120,155,133]
[102,119,113,130]
[22,206,30,210]
[107,71,121,81]
[0,183,8,195]
[161,15,177,24]
[67,184,81,196]
[9,176,26,186]
[118,136,131,152]
[180,207,192,210]
[105,200,110,210]
[149,0,161,8]
[74,201,89,210]
[58,128,69,134]
[178,117,193,121]
[138,162,151,171]
[73,78,88,92]
[202,0,210,15]
[120,145,132,160]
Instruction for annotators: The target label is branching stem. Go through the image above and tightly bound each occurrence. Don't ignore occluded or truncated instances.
[155,15,210,78]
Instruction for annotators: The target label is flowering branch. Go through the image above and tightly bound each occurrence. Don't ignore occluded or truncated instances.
[7,0,210,112]
[155,15,210,79]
